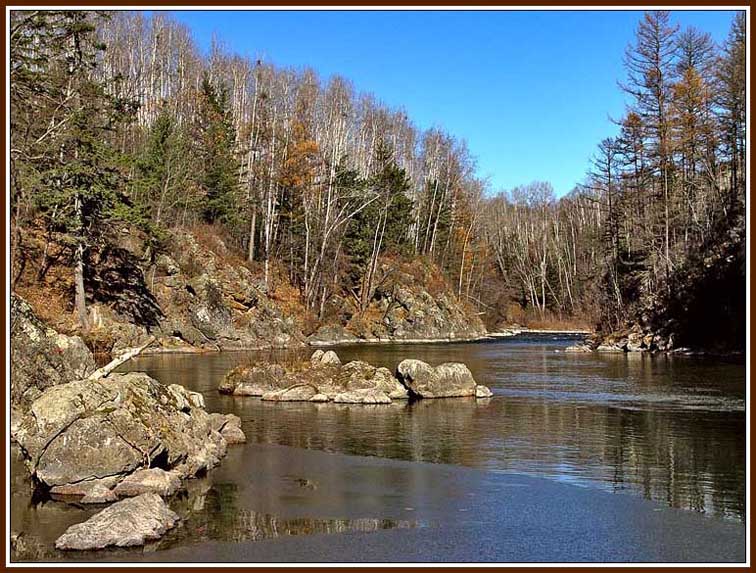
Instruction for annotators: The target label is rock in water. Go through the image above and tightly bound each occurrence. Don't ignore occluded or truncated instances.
[396,359,478,398]
[113,468,182,498]
[219,364,285,396]
[475,385,493,398]
[55,493,179,550]
[208,413,247,444]
[15,372,228,490]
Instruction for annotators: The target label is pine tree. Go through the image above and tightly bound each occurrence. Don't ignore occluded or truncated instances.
[196,75,240,225]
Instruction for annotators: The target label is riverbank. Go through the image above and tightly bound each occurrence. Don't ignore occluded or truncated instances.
[12,443,745,563]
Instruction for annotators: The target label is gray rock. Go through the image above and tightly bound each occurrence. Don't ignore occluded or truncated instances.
[15,372,229,490]
[10,294,96,413]
[262,384,319,402]
[396,359,477,398]
[55,493,179,550]
[114,468,182,498]
[475,385,493,398]
[219,364,286,396]
[208,413,246,444]
[81,484,118,504]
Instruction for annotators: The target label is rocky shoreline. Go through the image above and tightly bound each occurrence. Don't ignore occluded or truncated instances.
[11,290,495,555]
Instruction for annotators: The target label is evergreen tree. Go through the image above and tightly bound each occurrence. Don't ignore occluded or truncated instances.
[196,75,240,225]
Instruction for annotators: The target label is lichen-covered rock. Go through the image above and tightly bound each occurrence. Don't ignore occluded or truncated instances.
[396,359,478,398]
[224,352,407,404]
[10,294,96,415]
[208,413,247,444]
[219,364,285,396]
[55,493,179,550]
[15,372,228,490]
[113,468,183,498]
[262,383,319,402]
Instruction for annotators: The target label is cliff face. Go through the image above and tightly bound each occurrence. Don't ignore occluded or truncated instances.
[84,227,307,354]
[15,226,486,355]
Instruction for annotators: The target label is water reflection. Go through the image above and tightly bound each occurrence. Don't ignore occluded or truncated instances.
[111,336,745,522]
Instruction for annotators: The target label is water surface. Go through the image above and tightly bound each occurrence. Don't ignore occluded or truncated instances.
[10,334,746,562]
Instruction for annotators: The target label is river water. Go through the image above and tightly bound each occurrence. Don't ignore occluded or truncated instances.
[10,334,747,562]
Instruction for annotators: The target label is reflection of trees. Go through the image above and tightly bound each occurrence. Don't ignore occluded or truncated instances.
[128,349,746,522]
[160,481,417,549]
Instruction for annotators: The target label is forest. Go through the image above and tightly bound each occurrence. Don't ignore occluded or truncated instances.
[9,10,747,350]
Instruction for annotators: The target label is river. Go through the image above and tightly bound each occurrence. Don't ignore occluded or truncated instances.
[10,334,746,562]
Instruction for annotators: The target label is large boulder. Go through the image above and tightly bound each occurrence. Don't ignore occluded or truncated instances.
[10,294,96,414]
[226,351,408,404]
[396,359,488,399]
[55,493,179,550]
[15,372,229,491]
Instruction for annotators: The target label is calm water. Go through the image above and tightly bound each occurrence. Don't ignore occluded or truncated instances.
[10,334,747,561]
[127,334,747,521]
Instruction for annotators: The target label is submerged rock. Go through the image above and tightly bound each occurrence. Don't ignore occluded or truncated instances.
[55,493,179,550]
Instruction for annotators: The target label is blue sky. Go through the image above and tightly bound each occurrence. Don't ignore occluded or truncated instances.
[164,9,740,196]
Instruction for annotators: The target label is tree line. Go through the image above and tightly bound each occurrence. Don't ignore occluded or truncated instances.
[9,10,746,343]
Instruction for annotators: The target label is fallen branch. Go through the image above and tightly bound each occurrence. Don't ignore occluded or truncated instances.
[87,335,156,381]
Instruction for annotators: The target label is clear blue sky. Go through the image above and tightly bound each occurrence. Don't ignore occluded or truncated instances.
[163,9,740,196]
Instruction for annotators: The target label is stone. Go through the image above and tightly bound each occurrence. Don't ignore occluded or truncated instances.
[81,484,118,504]
[219,364,286,396]
[113,468,182,498]
[309,349,343,367]
[333,388,392,404]
[10,294,96,414]
[262,384,319,402]
[55,493,179,551]
[208,413,247,444]
[396,359,477,398]
[15,372,230,490]
[475,385,493,398]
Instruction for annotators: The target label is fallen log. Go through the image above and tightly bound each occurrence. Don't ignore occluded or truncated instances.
[87,335,156,381]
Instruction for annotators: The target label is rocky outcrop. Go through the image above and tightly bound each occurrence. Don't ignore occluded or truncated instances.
[74,228,307,355]
[221,352,492,403]
[55,493,179,551]
[221,351,409,404]
[15,372,244,495]
[310,261,487,345]
[396,359,491,399]
[565,325,677,354]
[10,294,96,415]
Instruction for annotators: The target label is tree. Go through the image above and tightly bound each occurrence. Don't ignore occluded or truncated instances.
[196,75,240,226]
